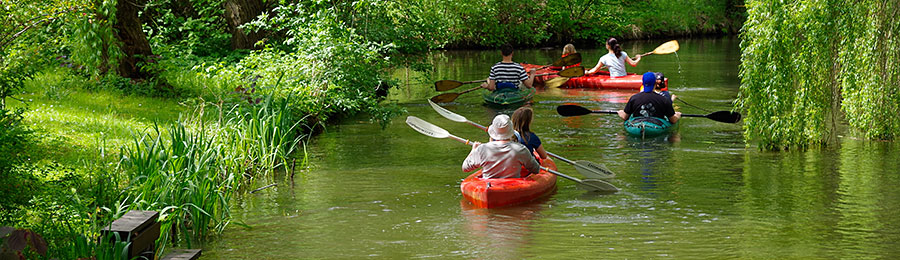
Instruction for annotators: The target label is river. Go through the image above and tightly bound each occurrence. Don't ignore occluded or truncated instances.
[202,37,900,259]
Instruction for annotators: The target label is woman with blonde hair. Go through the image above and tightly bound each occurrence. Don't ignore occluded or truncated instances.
[561,44,581,69]
[549,44,581,70]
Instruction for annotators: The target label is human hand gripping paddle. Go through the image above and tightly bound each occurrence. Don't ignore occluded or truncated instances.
[430,66,585,103]
[556,104,742,123]
[427,100,616,179]
[405,116,618,193]
[433,53,583,92]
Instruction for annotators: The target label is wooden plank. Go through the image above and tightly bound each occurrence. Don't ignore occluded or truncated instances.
[100,210,160,259]
[101,210,159,234]
[161,249,202,260]
[129,221,160,257]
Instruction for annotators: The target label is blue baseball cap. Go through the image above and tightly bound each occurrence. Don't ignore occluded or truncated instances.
[642,72,656,92]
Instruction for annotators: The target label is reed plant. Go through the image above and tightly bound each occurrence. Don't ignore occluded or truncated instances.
[118,92,306,252]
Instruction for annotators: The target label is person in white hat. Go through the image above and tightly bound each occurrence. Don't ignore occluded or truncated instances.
[462,114,540,179]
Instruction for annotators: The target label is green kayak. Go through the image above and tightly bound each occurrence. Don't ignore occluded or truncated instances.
[482,87,536,107]
[624,116,673,137]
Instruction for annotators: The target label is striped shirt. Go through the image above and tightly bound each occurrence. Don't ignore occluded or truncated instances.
[489,62,528,83]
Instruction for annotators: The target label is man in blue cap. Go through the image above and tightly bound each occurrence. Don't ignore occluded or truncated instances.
[617,72,681,123]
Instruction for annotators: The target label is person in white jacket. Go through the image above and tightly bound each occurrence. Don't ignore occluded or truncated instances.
[462,114,540,179]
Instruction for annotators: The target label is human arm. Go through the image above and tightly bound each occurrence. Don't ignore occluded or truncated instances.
[461,142,483,172]
[535,145,548,160]
[669,112,682,123]
[481,78,496,91]
[522,68,536,88]
[617,110,628,121]
[585,59,606,74]
[662,100,681,123]
[519,147,540,174]
[625,54,641,67]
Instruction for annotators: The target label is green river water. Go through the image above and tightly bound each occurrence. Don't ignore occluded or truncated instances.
[202,37,900,259]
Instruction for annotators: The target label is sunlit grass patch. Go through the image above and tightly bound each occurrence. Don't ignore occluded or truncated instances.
[12,69,186,163]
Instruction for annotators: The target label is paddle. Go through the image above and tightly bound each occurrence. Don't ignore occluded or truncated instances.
[539,52,582,70]
[405,116,618,192]
[427,99,616,179]
[430,86,484,103]
[542,66,586,88]
[430,66,585,103]
[434,54,583,91]
[556,104,742,124]
[639,40,680,57]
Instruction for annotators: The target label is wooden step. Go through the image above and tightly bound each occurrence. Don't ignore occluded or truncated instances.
[161,249,202,260]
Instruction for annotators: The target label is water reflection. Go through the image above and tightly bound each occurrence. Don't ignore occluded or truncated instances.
[459,197,551,259]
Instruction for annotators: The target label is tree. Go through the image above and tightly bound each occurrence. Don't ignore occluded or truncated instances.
[225,0,266,50]
[114,0,153,79]
[738,0,900,149]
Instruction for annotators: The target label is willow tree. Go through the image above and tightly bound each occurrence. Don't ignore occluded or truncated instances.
[738,0,900,150]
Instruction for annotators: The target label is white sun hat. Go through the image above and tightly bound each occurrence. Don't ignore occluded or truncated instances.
[487,114,514,140]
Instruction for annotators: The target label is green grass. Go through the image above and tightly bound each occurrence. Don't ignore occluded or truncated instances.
[10,68,186,164]
[4,60,321,257]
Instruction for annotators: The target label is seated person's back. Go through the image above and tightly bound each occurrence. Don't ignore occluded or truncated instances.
[622,72,677,121]
[462,114,540,179]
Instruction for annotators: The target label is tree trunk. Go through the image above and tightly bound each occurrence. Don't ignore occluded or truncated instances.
[114,0,153,79]
[225,0,266,50]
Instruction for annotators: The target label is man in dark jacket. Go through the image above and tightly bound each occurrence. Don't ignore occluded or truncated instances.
[618,72,682,123]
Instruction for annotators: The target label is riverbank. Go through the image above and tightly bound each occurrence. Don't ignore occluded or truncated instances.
[1,1,746,257]
[438,0,746,49]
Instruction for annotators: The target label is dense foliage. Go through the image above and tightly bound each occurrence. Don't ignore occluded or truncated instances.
[738,0,900,149]
[0,0,746,258]
[422,0,744,48]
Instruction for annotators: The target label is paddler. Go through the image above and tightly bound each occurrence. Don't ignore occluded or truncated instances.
[585,37,643,77]
[462,114,540,179]
[618,72,682,123]
[480,44,536,92]
[654,72,675,102]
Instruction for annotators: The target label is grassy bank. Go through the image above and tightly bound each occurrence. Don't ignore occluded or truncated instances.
[2,65,314,258]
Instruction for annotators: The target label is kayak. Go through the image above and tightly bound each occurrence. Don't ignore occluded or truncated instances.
[482,87,536,107]
[461,158,558,208]
[624,116,673,137]
[522,63,664,89]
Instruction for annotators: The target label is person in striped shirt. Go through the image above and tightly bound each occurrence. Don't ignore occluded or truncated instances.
[481,44,536,91]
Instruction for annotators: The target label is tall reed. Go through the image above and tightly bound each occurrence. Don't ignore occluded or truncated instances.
[118,94,307,253]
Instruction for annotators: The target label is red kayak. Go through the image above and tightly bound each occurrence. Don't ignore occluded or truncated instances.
[461,158,558,208]
[522,63,665,89]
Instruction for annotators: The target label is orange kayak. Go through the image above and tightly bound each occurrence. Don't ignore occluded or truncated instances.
[461,158,558,208]
[522,63,664,89]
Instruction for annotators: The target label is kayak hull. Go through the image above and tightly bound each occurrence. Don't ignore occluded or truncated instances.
[624,116,673,137]
[461,158,558,208]
[482,87,536,107]
[522,63,665,89]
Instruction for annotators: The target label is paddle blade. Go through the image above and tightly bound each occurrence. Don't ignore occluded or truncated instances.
[557,66,585,77]
[556,104,593,117]
[435,80,464,91]
[551,53,582,67]
[706,111,742,123]
[428,99,468,123]
[576,179,619,192]
[430,93,461,103]
[406,116,451,139]
[544,77,570,88]
[652,40,679,54]
[574,160,616,179]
